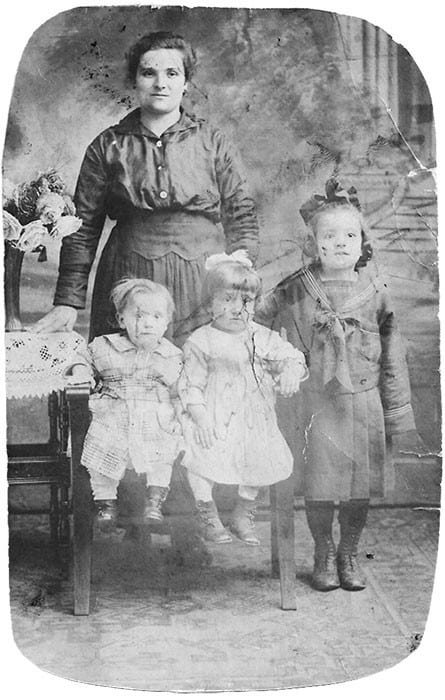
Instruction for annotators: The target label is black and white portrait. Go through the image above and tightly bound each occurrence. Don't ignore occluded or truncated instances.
[2,2,442,697]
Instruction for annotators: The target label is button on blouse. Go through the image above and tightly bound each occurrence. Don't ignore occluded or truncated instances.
[55,109,259,310]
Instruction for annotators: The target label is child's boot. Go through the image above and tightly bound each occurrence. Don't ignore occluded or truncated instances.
[337,499,369,591]
[229,497,260,546]
[144,486,170,523]
[195,500,232,544]
[95,499,118,533]
[305,500,340,591]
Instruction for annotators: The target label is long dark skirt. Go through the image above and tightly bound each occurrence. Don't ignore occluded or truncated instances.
[90,230,211,345]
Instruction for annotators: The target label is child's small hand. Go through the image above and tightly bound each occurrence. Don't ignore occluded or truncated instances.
[278,361,302,397]
[188,405,217,449]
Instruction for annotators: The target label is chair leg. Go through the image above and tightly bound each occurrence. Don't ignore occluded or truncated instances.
[59,484,70,572]
[73,464,93,615]
[269,485,280,578]
[49,485,59,550]
[67,387,92,616]
[273,476,297,610]
[59,485,70,545]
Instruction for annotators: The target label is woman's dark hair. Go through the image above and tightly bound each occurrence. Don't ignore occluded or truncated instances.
[126,31,197,83]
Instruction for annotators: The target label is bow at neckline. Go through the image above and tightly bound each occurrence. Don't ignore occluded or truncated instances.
[301,267,376,392]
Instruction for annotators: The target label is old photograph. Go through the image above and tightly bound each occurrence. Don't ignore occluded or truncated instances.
[2,1,441,694]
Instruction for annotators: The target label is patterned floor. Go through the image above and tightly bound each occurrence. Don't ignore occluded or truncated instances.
[8,507,439,691]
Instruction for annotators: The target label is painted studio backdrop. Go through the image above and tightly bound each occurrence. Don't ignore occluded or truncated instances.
[3,5,440,692]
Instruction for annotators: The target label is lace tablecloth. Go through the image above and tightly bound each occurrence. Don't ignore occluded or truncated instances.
[5,331,86,399]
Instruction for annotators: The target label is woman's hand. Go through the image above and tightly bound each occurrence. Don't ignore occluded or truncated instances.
[188,404,217,449]
[27,305,78,333]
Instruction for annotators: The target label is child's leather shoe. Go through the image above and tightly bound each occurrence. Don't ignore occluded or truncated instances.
[143,486,169,523]
[229,497,260,546]
[195,500,232,544]
[95,499,117,532]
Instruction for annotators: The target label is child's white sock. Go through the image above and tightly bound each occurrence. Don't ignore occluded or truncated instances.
[88,468,119,500]
[140,463,172,488]
[187,472,214,502]
[238,485,260,501]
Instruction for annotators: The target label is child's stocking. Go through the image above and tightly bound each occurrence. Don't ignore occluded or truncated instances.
[186,472,214,502]
[88,468,119,500]
[238,485,259,501]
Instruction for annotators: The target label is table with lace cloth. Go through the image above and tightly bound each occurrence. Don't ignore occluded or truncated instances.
[6,330,92,614]
[5,330,87,399]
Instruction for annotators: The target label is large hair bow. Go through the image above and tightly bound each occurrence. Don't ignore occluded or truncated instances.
[300,177,361,225]
[205,249,253,271]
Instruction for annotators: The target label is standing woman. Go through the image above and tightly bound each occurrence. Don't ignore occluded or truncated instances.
[32,31,259,342]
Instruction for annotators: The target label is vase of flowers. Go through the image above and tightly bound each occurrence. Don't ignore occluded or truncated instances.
[4,244,25,331]
[2,169,82,331]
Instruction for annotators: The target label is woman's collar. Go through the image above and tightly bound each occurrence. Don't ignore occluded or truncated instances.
[114,108,204,136]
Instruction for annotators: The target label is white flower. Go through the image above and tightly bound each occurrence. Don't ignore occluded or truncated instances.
[3,210,23,242]
[2,178,16,203]
[16,220,47,251]
[36,192,66,225]
[50,215,82,240]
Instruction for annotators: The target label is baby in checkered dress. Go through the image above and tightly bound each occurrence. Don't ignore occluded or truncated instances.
[71,278,183,529]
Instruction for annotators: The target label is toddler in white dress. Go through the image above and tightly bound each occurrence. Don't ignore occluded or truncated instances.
[178,251,308,545]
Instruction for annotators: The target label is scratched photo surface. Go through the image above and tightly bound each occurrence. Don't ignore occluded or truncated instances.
[4,5,440,692]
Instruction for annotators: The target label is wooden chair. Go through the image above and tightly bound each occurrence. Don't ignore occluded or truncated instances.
[6,330,88,563]
[66,383,297,615]
[7,391,71,559]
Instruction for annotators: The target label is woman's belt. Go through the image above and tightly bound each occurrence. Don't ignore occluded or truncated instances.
[115,210,224,260]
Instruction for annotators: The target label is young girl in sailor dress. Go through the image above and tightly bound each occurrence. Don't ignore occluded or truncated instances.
[261,178,418,591]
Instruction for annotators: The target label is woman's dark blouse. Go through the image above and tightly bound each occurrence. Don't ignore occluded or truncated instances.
[54,109,259,309]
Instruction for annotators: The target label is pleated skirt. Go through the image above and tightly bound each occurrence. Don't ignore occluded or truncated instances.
[302,386,386,501]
